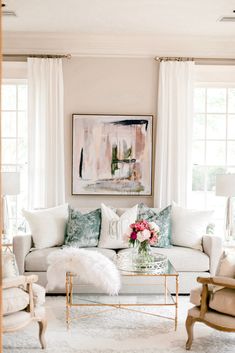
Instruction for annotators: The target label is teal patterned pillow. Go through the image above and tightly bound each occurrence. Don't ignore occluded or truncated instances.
[138,203,172,248]
[65,207,101,247]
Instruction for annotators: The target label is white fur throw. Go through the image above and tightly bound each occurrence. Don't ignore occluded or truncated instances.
[46,247,121,295]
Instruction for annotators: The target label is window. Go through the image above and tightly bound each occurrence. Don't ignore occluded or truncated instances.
[1,80,28,237]
[191,85,235,234]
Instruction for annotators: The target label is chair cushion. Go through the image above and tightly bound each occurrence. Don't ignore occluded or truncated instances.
[3,311,31,331]
[188,306,235,329]
[190,285,214,306]
[2,253,19,278]
[25,247,117,271]
[3,288,29,315]
[32,283,46,307]
[209,288,235,317]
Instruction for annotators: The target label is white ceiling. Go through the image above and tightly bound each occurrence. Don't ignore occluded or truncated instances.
[2,0,235,36]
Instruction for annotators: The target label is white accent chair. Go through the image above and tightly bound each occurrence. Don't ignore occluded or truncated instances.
[3,274,47,349]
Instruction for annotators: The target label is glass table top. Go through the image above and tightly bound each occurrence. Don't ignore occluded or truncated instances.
[116,252,178,276]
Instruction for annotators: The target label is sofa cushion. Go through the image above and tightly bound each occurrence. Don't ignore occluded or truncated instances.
[64,207,101,247]
[171,202,213,251]
[22,203,68,249]
[98,203,138,249]
[137,203,172,248]
[25,247,117,271]
[209,288,235,317]
[117,246,210,272]
[3,287,29,315]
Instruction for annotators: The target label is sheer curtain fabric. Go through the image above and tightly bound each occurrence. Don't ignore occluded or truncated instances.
[28,58,65,208]
[154,61,195,208]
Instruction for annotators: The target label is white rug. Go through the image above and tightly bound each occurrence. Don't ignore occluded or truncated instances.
[3,295,235,353]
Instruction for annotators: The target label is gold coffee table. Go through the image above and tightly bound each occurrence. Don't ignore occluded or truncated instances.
[66,255,179,330]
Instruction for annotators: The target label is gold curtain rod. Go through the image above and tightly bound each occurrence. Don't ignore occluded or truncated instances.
[3,53,72,59]
[155,56,235,64]
[155,57,193,62]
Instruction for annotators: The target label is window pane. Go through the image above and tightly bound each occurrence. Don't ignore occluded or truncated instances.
[206,166,226,191]
[227,141,235,165]
[18,112,27,138]
[2,85,16,110]
[1,112,16,137]
[17,139,27,164]
[194,88,205,113]
[193,141,205,165]
[206,141,225,165]
[207,88,226,113]
[192,166,205,191]
[228,115,235,139]
[2,139,16,164]
[193,114,205,139]
[189,191,205,209]
[228,88,235,113]
[207,114,226,139]
[18,85,27,110]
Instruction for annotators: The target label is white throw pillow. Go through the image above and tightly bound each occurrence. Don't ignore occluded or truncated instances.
[171,201,213,251]
[98,203,138,249]
[22,204,68,249]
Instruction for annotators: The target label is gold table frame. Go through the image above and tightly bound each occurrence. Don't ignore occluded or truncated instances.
[66,260,179,330]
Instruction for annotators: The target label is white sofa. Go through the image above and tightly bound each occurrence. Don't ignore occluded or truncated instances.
[13,232,222,294]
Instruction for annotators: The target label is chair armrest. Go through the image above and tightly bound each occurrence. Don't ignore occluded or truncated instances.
[197,276,235,289]
[13,234,33,274]
[202,235,222,275]
[3,274,38,289]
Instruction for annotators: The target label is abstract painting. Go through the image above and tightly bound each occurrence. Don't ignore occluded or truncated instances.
[72,114,152,195]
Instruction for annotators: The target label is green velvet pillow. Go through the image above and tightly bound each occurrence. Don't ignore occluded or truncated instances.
[65,207,101,247]
[138,203,172,248]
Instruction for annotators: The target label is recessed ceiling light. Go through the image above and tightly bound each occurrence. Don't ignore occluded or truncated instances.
[219,16,235,22]
[2,10,17,17]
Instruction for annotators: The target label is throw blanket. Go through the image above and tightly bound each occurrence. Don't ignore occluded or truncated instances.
[46,247,121,295]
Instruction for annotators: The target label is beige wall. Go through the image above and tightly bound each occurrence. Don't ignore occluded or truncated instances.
[63,57,158,208]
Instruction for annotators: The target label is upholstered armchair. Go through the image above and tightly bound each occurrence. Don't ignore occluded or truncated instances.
[185,276,235,350]
[3,274,47,349]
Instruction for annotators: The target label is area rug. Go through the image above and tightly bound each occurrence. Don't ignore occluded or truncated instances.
[3,296,235,353]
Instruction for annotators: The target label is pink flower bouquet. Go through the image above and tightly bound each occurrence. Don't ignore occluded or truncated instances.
[127,219,160,248]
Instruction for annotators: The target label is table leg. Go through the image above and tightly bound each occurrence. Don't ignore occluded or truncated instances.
[164,276,167,303]
[175,275,179,331]
[66,273,70,328]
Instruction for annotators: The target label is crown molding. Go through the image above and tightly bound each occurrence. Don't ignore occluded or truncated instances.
[3,32,235,58]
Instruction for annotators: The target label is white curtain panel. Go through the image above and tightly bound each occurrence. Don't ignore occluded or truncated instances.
[154,61,195,208]
[28,58,65,208]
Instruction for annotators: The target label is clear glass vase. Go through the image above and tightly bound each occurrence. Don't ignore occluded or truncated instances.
[132,241,154,269]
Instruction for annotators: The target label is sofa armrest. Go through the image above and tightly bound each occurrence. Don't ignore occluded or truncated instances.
[13,234,33,274]
[202,235,223,275]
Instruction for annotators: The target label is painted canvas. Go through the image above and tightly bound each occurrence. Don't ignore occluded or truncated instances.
[72,114,152,195]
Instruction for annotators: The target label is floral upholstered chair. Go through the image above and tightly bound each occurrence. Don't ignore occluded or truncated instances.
[2,252,47,349]
[185,276,235,350]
